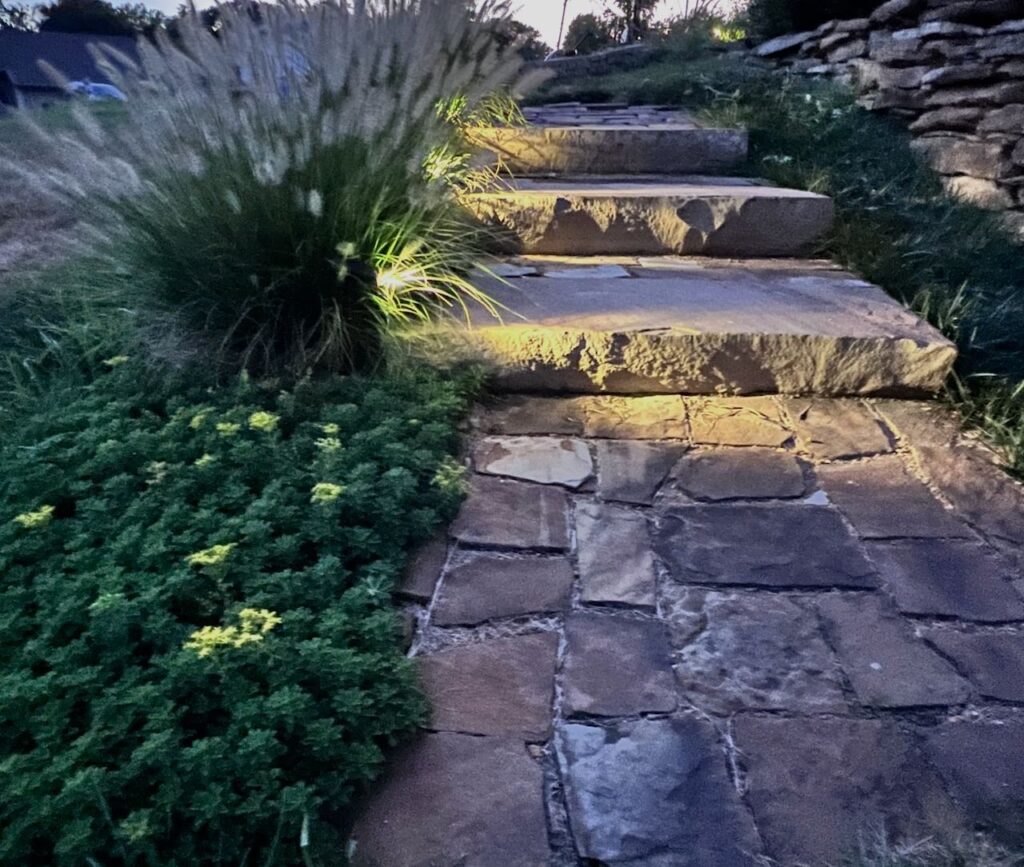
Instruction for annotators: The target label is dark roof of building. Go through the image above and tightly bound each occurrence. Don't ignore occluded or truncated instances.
[0,29,138,89]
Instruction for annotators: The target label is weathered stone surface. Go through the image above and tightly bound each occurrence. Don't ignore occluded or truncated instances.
[816,456,970,538]
[416,633,558,739]
[783,397,893,459]
[473,436,593,488]
[349,732,549,867]
[943,175,1016,209]
[912,136,1011,179]
[817,594,970,707]
[829,38,868,63]
[909,106,986,132]
[656,504,879,588]
[669,448,807,500]
[432,552,573,626]
[557,718,763,866]
[562,612,676,717]
[466,177,834,256]
[582,395,687,438]
[870,0,923,26]
[978,104,1024,134]
[925,81,1024,108]
[924,720,1024,846]
[455,263,957,396]
[756,30,816,56]
[576,501,657,607]
[735,716,962,866]
[665,588,847,712]
[920,64,995,86]
[922,628,1024,701]
[471,124,748,175]
[687,396,792,446]
[450,475,569,550]
[475,395,587,435]
[594,440,686,504]
[398,533,447,601]
[866,539,1024,621]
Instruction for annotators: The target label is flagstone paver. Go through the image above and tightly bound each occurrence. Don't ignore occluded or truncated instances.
[349,732,550,867]
[817,455,973,539]
[734,716,963,866]
[359,107,1024,863]
[557,718,764,866]
[921,628,1024,702]
[473,435,593,488]
[562,611,676,717]
[416,632,559,740]
[593,439,686,505]
[668,448,808,501]
[450,475,569,550]
[656,503,880,588]
[924,720,1024,846]
[782,397,896,459]
[431,552,574,626]
[665,588,848,713]
[817,594,971,707]
[575,502,656,607]
[866,539,1024,622]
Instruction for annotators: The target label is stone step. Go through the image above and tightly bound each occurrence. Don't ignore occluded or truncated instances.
[464,178,834,257]
[469,123,748,175]
[450,258,956,396]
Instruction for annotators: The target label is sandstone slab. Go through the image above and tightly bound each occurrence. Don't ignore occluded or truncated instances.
[665,588,847,713]
[924,720,1024,846]
[557,718,763,866]
[922,628,1024,701]
[416,633,558,739]
[432,552,573,626]
[594,439,686,504]
[450,475,568,550]
[866,539,1024,621]
[474,395,587,435]
[817,594,970,707]
[398,533,447,601]
[783,398,894,459]
[473,435,593,487]
[686,396,792,446]
[582,395,687,438]
[471,123,748,175]
[656,504,878,588]
[735,716,962,866]
[465,177,834,257]
[457,263,956,395]
[670,448,807,500]
[349,732,549,867]
[562,612,676,717]
[576,501,657,607]
[817,456,970,538]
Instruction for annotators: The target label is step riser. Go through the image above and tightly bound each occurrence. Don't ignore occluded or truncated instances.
[464,329,956,397]
[467,193,835,257]
[470,126,748,175]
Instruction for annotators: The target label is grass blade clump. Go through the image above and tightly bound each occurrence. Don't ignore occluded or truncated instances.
[6,0,524,374]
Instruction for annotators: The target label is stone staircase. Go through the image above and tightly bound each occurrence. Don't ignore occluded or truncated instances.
[459,105,955,397]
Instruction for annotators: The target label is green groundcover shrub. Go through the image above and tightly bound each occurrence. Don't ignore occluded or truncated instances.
[0,364,471,866]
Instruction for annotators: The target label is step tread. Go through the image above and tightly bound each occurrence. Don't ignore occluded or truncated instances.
[449,259,955,396]
[491,176,827,199]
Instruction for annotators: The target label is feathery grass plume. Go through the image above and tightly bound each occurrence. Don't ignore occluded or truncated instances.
[4,0,527,374]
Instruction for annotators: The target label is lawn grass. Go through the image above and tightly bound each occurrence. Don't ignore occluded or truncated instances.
[531,54,1024,477]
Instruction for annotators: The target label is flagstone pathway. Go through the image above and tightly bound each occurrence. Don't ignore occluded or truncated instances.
[347,107,1024,866]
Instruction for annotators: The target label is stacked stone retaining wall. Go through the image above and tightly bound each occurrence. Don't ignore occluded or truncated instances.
[755,0,1024,238]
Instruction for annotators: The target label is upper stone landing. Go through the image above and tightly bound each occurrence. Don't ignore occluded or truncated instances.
[470,104,748,176]
[464,177,834,257]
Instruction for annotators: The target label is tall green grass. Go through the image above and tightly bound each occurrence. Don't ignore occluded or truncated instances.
[533,55,1024,476]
